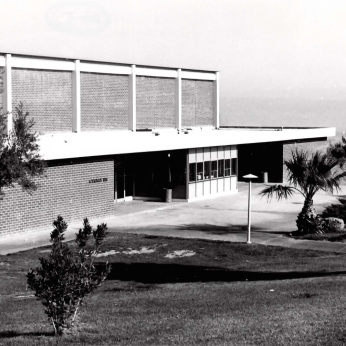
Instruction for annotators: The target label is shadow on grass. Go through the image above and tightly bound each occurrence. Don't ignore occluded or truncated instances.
[106,262,346,284]
[174,223,290,236]
[291,232,346,242]
[175,223,264,235]
[106,283,159,292]
[0,330,54,338]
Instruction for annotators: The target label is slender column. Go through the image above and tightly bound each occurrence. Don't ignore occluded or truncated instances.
[3,54,12,135]
[186,152,190,200]
[129,65,136,131]
[247,180,252,244]
[72,59,81,132]
[214,71,220,129]
[175,68,182,130]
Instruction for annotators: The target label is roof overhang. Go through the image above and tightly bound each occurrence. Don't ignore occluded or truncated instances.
[38,127,336,161]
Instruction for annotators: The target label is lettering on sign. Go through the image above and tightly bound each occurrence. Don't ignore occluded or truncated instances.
[89,178,108,184]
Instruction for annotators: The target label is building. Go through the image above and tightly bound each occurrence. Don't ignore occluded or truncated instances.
[0,53,335,236]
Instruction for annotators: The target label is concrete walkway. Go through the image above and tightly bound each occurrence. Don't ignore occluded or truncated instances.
[1,183,346,255]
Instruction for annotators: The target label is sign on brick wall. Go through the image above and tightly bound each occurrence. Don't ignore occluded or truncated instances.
[89,178,108,183]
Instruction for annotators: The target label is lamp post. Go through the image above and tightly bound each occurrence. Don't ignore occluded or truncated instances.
[168,153,171,188]
[243,173,258,244]
[164,153,172,203]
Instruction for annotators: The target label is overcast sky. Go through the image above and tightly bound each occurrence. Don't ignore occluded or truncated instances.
[1,0,346,129]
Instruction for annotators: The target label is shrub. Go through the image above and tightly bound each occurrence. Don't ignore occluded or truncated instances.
[321,217,344,233]
[27,216,111,336]
[321,198,346,224]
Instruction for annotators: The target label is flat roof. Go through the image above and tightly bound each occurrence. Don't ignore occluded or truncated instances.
[38,127,336,161]
[1,52,218,73]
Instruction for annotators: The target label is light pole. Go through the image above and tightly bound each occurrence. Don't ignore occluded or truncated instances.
[243,174,258,244]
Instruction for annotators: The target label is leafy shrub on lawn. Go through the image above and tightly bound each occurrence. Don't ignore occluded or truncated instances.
[321,198,346,224]
[27,216,111,336]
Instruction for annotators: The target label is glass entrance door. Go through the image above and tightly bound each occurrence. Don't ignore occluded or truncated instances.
[115,158,133,201]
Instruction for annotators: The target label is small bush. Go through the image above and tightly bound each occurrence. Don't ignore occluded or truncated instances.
[27,216,111,336]
[321,198,346,223]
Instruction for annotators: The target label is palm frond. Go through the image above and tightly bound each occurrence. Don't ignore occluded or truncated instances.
[260,184,296,201]
[285,149,310,192]
[284,148,346,196]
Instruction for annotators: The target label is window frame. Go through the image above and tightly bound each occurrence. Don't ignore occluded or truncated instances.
[196,162,204,181]
[218,159,224,178]
[231,158,237,176]
[224,159,231,177]
[189,162,196,182]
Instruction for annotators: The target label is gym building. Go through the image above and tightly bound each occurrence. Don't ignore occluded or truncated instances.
[0,53,335,236]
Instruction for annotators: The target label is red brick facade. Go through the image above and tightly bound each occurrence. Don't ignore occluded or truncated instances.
[182,79,214,127]
[136,76,176,129]
[9,68,216,133]
[0,66,3,110]
[81,73,129,131]
[12,68,73,133]
[0,157,115,236]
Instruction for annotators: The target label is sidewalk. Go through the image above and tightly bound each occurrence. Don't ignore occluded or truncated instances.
[1,183,346,255]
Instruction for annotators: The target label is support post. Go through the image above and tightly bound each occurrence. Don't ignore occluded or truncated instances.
[129,65,136,131]
[72,59,81,133]
[175,68,182,131]
[214,71,220,129]
[3,54,12,135]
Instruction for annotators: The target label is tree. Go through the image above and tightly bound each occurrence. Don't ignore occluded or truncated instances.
[27,216,111,335]
[0,102,45,197]
[261,149,346,234]
[327,135,346,161]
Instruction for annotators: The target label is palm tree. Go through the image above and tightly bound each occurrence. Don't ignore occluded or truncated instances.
[261,149,346,233]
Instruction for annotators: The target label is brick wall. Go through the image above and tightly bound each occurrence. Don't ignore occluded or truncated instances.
[182,79,214,127]
[81,73,129,131]
[283,137,328,181]
[0,67,3,110]
[136,76,175,129]
[0,157,115,236]
[12,68,73,133]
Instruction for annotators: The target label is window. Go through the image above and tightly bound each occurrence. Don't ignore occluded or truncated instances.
[225,159,231,176]
[189,148,237,184]
[218,160,224,177]
[231,158,237,176]
[189,163,196,182]
[204,161,210,179]
[211,160,217,178]
[197,162,203,181]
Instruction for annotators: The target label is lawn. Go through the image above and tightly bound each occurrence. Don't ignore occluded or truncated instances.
[1,233,346,345]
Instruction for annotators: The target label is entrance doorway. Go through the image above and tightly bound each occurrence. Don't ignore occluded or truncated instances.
[114,150,187,202]
[115,158,133,201]
[238,142,283,183]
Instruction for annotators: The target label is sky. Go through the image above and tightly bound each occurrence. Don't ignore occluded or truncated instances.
[1,0,346,130]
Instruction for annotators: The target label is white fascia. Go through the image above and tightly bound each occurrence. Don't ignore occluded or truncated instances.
[37,127,336,161]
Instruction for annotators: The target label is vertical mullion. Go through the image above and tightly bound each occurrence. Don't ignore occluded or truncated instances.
[3,53,12,135]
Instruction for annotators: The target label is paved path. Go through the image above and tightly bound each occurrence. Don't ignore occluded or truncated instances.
[1,183,346,255]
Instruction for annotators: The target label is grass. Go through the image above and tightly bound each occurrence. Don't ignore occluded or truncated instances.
[1,233,346,345]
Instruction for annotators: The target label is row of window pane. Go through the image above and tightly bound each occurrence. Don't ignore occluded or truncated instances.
[189,158,237,182]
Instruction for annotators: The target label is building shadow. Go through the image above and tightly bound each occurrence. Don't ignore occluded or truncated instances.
[174,223,290,235]
[175,223,263,235]
[0,330,54,339]
[335,194,346,199]
[105,262,346,284]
